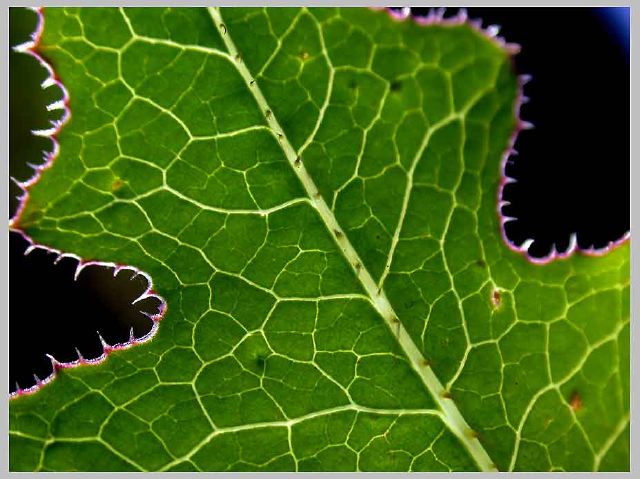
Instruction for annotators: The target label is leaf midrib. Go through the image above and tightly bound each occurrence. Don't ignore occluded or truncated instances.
[208,7,496,472]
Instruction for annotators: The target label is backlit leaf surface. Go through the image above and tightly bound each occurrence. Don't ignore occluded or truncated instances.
[10,7,629,472]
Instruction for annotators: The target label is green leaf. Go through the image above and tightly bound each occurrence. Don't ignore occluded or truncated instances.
[10,7,629,472]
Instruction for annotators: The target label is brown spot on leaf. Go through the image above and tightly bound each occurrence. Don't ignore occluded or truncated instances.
[111,179,124,191]
[299,50,310,61]
[570,391,583,412]
[491,289,502,308]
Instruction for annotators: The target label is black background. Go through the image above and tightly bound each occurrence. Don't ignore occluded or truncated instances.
[9,7,630,392]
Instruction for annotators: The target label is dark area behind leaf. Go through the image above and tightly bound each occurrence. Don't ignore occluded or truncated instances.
[460,7,629,257]
[9,231,159,391]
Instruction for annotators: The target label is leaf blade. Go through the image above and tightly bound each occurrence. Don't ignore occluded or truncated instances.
[10,6,629,472]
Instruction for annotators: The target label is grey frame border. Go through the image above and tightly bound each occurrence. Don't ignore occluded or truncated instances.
[1,1,635,477]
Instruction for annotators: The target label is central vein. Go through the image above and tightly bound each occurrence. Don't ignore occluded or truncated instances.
[208,7,497,472]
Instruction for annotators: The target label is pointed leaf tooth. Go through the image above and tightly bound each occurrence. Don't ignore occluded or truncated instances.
[505,42,521,54]
[520,238,534,251]
[519,74,533,85]
[567,233,578,252]
[97,332,111,352]
[13,41,32,53]
[31,127,56,137]
[46,353,61,370]
[41,77,56,89]
[486,24,500,37]
[73,262,85,281]
[25,162,42,171]
[46,99,66,111]
[132,293,146,305]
